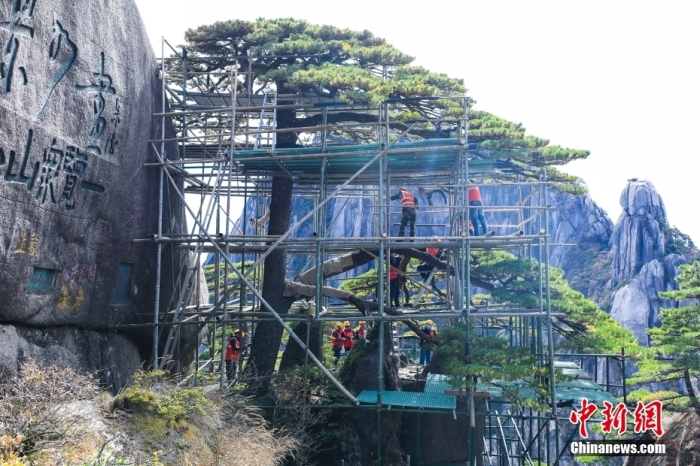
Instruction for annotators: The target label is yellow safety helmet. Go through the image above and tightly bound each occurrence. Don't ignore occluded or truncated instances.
[336,322,343,329]
[344,321,351,327]
[359,321,366,325]
[425,320,434,325]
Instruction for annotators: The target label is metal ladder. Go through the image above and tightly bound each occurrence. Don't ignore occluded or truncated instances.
[254,92,277,150]
[485,410,535,466]
[411,268,438,307]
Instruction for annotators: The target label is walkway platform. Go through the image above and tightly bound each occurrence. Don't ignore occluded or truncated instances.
[357,390,456,410]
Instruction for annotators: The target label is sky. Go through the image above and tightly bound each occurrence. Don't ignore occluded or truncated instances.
[133,0,700,243]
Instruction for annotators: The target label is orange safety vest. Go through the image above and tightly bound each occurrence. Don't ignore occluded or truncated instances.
[342,328,355,349]
[399,189,416,208]
[331,329,343,347]
[355,327,366,339]
[427,247,438,257]
[389,265,398,280]
[225,344,240,362]
[468,184,482,203]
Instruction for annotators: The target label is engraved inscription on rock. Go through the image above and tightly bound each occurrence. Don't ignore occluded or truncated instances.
[0,0,170,328]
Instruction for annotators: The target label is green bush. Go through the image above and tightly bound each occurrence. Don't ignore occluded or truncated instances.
[116,370,213,424]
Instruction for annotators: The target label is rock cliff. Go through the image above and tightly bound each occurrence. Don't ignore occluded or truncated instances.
[611,180,667,284]
[609,180,696,346]
[0,0,182,390]
[230,180,616,302]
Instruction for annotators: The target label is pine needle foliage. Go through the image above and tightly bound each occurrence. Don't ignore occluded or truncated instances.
[630,260,700,410]
[433,251,643,407]
[183,17,589,186]
[471,250,641,355]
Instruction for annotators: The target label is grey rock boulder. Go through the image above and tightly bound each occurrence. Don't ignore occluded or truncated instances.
[608,180,691,347]
[0,324,141,392]
[611,181,666,283]
[0,0,179,328]
[610,279,651,346]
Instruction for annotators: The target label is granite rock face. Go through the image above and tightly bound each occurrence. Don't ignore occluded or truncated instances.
[479,180,613,268]
[608,181,693,346]
[610,278,653,346]
[0,324,141,392]
[611,180,666,283]
[231,181,614,293]
[0,1,182,384]
[0,0,175,327]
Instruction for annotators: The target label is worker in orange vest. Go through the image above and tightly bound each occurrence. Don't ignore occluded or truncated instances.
[342,321,355,352]
[391,187,418,238]
[330,323,344,366]
[225,330,242,381]
[417,237,443,295]
[388,253,402,308]
[468,180,489,236]
[355,321,368,340]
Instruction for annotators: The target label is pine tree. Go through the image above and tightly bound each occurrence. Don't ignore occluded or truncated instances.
[428,251,642,406]
[183,18,591,377]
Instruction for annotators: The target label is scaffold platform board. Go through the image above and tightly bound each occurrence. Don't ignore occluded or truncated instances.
[181,138,504,181]
[357,390,457,410]
[425,367,619,406]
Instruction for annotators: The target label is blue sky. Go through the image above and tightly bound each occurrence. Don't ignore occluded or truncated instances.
[134,0,700,243]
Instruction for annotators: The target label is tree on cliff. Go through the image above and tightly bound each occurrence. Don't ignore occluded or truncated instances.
[630,260,700,410]
[183,18,591,378]
[425,251,643,406]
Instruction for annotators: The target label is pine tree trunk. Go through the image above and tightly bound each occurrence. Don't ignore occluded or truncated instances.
[246,81,298,377]
[279,320,324,370]
[247,175,294,376]
[684,368,697,403]
[275,82,298,148]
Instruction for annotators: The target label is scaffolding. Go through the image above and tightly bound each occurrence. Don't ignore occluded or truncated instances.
[130,40,630,465]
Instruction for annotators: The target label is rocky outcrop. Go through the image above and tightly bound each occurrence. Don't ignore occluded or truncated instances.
[480,180,613,269]
[611,254,688,346]
[625,412,700,466]
[0,1,181,386]
[400,397,487,466]
[0,324,141,392]
[611,279,654,346]
[611,180,667,283]
[608,180,694,346]
[337,328,404,466]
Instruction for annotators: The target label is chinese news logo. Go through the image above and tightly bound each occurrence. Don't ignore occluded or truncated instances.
[569,398,664,438]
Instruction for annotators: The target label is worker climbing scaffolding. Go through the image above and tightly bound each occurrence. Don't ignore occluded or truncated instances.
[225,330,242,381]
[391,187,418,239]
[468,180,491,236]
[419,320,437,365]
[355,321,367,340]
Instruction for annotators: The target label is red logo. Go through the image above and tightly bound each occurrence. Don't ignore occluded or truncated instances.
[633,400,664,437]
[569,398,598,438]
[569,399,665,438]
